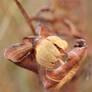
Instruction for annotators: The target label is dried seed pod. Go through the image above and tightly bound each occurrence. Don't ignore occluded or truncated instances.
[43,39,87,89]
[36,36,68,68]
[4,43,32,62]
[47,36,68,50]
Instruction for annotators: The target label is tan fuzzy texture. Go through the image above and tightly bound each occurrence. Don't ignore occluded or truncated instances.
[47,36,68,50]
[36,36,68,68]
[36,39,61,68]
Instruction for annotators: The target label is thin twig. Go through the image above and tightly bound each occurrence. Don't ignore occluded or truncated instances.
[14,0,36,34]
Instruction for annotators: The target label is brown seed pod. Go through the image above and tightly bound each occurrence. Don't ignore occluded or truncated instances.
[36,36,68,68]
[4,43,32,62]
[42,39,87,89]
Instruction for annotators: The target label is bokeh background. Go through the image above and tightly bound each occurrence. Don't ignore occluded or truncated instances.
[0,0,92,92]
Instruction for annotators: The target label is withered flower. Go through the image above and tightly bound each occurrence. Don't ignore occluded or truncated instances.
[4,24,87,90]
[4,0,88,90]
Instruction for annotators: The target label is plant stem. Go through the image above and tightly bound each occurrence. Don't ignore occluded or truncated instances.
[14,0,36,34]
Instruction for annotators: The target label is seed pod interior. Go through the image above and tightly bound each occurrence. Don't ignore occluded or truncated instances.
[36,36,68,68]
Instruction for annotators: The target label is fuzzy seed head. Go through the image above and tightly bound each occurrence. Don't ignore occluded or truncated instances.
[36,36,68,68]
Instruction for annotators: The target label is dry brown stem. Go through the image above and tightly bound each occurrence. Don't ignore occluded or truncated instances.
[14,0,36,34]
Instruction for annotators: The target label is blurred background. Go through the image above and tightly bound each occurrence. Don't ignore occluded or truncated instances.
[0,0,92,92]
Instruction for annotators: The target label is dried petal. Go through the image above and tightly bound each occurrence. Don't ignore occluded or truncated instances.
[4,43,32,62]
[36,24,53,37]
